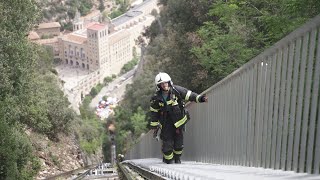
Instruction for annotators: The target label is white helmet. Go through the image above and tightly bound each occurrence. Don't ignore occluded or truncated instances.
[155,72,173,91]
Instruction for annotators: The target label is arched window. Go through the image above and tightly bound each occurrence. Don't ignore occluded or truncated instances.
[70,60,73,65]
[87,64,89,69]
[82,63,85,68]
[66,59,68,64]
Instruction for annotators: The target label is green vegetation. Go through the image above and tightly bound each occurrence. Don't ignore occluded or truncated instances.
[120,57,138,74]
[89,83,104,97]
[64,0,93,16]
[104,106,147,160]
[40,0,93,25]
[109,10,123,19]
[62,22,73,31]
[0,0,76,179]
[104,76,113,85]
[78,82,107,155]
[78,94,105,155]
[103,74,118,86]
[78,118,104,154]
[0,0,106,178]
[109,0,130,19]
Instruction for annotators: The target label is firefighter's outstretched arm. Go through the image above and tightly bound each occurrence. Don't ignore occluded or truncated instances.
[173,85,208,103]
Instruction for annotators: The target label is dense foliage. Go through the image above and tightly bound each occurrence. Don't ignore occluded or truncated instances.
[111,0,320,155]
[120,57,139,74]
[109,0,130,19]
[40,0,93,21]
[0,0,84,179]
[78,93,106,155]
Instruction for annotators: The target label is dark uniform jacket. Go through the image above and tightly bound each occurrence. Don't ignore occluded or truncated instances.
[149,85,205,129]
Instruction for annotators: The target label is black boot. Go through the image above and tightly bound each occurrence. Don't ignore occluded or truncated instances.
[163,157,174,164]
[174,156,181,164]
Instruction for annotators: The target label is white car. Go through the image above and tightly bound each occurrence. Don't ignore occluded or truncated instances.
[120,77,126,82]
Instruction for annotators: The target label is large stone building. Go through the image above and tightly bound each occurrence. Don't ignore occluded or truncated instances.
[35,22,61,37]
[55,0,158,110]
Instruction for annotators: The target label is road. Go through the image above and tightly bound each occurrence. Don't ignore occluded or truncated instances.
[89,67,136,109]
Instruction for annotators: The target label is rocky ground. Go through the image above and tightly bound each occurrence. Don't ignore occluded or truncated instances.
[27,130,102,179]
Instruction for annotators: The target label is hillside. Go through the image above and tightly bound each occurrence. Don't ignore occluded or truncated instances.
[36,0,114,30]
[0,1,107,179]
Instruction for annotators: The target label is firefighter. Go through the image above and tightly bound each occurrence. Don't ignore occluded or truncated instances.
[149,72,208,164]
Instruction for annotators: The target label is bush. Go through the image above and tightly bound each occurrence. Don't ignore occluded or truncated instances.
[120,58,138,74]
[102,96,108,101]
[96,83,103,92]
[90,87,98,97]
[79,119,104,154]
[104,76,113,85]
[62,22,73,31]
[67,9,76,19]
[109,10,123,19]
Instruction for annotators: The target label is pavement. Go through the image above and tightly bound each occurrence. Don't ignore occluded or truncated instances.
[55,64,92,114]
[126,158,320,180]
[56,64,91,91]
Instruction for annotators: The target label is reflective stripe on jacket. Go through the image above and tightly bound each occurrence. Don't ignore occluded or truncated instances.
[149,85,202,128]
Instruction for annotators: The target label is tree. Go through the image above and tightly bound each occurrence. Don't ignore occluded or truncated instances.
[0,120,40,179]
[90,87,98,97]
[0,0,78,178]
[104,76,113,85]
[131,107,147,138]
[192,0,320,84]
[0,6,41,179]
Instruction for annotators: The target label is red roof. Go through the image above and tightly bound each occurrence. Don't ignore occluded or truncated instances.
[87,23,106,31]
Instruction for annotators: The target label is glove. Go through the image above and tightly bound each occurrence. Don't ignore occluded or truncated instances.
[200,95,208,102]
